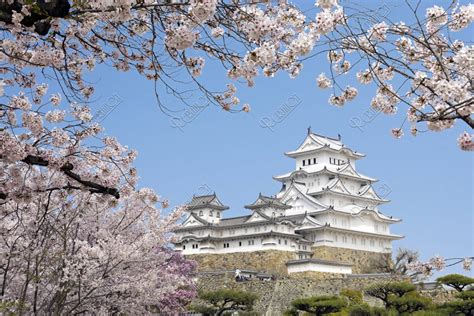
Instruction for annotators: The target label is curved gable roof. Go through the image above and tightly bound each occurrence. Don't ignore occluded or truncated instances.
[186,193,229,211]
[279,181,328,209]
[245,193,291,210]
[285,133,365,159]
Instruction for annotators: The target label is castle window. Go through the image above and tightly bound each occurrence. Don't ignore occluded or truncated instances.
[199,210,203,216]
[248,240,255,246]
[278,239,281,244]
[352,237,356,244]
[370,239,375,247]
[303,160,306,166]
[209,211,213,217]
[284,240,288,245]
[183,245,186,250]
[313,158,317,164]
[217,212,220,218]
[361,238,366,245]
[223,242,230,248]
[239,241,242,247]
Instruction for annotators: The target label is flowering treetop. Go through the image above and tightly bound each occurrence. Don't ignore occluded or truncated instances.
[0,0,472,148]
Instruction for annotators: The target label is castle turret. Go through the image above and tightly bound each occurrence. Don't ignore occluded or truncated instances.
[185,193,229,224]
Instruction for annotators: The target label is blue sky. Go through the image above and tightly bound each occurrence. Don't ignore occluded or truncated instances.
[86,0,473,277]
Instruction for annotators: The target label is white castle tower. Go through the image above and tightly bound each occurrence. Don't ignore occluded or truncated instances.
[173,130,403,274]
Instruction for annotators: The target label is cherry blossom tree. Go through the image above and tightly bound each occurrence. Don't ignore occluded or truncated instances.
[0,88,196,313]
[0,0,472,148]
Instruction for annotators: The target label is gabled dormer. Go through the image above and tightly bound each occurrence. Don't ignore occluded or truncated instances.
[181,212,209,227]
[358,184,390,202]
[245,210,271,223]
[186,193,229,224]
[244,193,291,218]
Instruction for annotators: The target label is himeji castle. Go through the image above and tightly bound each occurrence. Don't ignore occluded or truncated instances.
[173,130,403,275]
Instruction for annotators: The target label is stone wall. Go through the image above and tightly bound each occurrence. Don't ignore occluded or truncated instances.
[196,272,393,314]
[188,247,389,276]
[187,250,296,275]
[312,246,389,274]
[195,273,452,315]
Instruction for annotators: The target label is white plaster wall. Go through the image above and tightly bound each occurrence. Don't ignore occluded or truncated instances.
[179,236,300,255]
[295,152,350,171]
[192,208,223,223]
[287,262,352,274]
[313,230,392,253]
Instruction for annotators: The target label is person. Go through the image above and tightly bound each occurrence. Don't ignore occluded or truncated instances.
[234,269,241,282]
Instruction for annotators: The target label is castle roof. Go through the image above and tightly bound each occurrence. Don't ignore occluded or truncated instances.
[245,193,291,210]
[174,211,324,232]
[302,225,404,240]
[186,193,229,211]
[176,231,312,244]
[308,178,389,204]
[277,180,328,209]
[273,164,376,183]
[284,132,365,159]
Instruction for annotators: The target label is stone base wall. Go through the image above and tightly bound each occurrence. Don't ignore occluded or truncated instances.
[187,250,296,275]
[312,246,390,274]
[188,247,390,276]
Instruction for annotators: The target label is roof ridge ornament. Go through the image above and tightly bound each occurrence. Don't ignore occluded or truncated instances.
[307,126,311,135]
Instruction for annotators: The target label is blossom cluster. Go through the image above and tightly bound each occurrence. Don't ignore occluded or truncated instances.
[407,255,473,279]
[0,88,196,313]
[314,3,473,148]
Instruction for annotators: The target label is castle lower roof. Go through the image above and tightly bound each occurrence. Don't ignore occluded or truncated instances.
[300,225,404,240]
